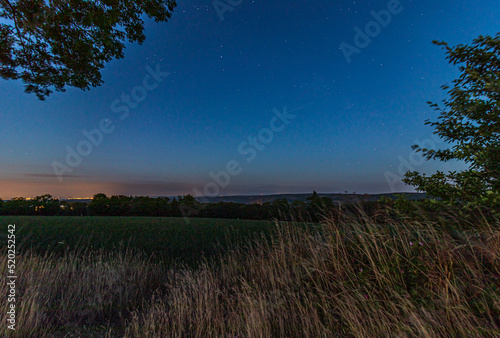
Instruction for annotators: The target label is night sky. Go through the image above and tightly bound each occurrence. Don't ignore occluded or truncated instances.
[1,0,499,199]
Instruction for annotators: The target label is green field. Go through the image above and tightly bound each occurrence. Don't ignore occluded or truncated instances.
[1,213,499,337]
[0,216,276,265]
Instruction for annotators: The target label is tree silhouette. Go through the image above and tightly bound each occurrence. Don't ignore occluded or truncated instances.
[0,0,176,99]
[403,33,500,207]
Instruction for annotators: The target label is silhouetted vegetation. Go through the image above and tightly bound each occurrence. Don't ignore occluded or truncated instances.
[404,33,500,208]
[1,191,497,225]
[1,192,329,220]
[0,0,177,99]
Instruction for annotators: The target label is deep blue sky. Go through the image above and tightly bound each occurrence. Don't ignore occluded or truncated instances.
[1,0,499,199]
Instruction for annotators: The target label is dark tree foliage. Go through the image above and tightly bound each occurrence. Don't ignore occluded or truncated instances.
[0,192,337,220]
[0,194,60,215]
[0,0,176,99]
[305,190,335,221]
[403,33,500,208]
[3,192,427,221]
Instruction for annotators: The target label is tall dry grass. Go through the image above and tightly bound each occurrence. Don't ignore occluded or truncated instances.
[1,247,166,337]
[2,211,499,337]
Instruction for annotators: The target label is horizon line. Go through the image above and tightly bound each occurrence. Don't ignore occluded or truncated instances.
[0,191,423,201]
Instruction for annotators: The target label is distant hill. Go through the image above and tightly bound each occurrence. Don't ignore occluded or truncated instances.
[64,199,93,203]
[193,193,426,204]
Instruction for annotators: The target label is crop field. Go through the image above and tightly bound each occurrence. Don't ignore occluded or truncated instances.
[0,216,276,265]
[0,212,499,337]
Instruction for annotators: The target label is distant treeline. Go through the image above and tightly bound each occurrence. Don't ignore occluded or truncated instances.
[0,192,400,221]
